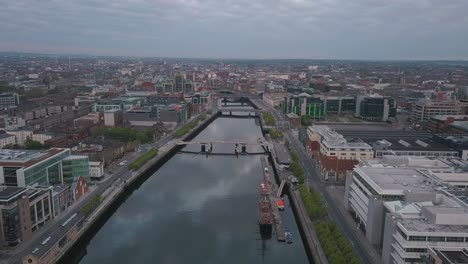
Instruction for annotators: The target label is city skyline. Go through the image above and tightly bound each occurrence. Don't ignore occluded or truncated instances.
[1,0,468,60]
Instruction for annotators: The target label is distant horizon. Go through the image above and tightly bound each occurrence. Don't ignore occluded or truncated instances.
[2,1,468,62]
[2,50,468,63]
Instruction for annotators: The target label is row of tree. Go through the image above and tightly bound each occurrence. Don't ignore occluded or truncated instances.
[174,114,207,138]
[315,221,360,264]
[80,195,103,217]
[285,141,361,264]
[91,127,157,144]
[268,129,283,139]
[298,184,327,218]
[128,149,159,169]
[285,141,304,184]
[262,112,276,126]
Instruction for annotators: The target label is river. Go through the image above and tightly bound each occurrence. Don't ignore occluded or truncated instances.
[63,116,308,264]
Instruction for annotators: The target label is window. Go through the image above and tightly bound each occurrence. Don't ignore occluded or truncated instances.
[409,236,426,241]
[427,236,445,242]
[351,153,356,156]
[330,153,336,156]
[406,248,427,253]
[341,153,346,156]
[447,237,464,242]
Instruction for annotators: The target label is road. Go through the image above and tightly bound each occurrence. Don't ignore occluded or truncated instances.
[251,97,379,264]
[3,117,186,264]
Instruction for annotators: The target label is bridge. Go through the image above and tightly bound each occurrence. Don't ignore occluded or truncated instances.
[217,108,260,116]
[176,139,270,155]
[176,140,265,146]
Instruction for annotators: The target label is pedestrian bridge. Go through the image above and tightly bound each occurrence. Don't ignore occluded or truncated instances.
[217,108,260,116]
[176,139,270,155]
[176,140,265,146]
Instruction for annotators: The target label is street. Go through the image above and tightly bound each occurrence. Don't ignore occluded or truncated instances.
[253,97,380,264]
[3,120,180,264]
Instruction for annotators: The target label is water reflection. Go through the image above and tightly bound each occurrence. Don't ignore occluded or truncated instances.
[67,117,307,264]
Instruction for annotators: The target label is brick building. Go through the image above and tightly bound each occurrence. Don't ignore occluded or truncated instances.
[307,125,373,182]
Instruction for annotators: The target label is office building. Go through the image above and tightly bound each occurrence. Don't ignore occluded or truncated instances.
[425,247,468,264]
[61,155,90,184]
[281,94,367,119]
[92,100,123,113]
[282,93,324,120]
[343,156,468,264]
[306,125,373,182]
[146,93,182,106]
[356,95,396,121]
[0,149,89,187]
[0,186,54,247]
[186,92,211,114]
[412,99,462,121]
[104,109,124,127]
[333,127,459,159]
[174,72,184,93]
[0,93,19,109]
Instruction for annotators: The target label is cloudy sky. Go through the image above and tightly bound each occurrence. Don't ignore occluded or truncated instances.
[1,0,467,59]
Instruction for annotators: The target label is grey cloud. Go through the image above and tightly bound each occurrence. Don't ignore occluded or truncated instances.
[0,0,467,59]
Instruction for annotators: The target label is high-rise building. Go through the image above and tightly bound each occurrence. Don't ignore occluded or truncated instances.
[174,72,184,93]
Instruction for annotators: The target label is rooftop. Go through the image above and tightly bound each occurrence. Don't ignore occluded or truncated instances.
[398,216,468,234]
[356,166,432,195]
[0,148,69,168]
[0,186,26,201]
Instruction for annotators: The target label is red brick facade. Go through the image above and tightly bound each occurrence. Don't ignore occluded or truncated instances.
[319,154,359,182]
[73,176,88,201]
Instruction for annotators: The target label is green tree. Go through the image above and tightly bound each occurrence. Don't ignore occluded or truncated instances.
[24,138,46,150]
[301,115,311,126]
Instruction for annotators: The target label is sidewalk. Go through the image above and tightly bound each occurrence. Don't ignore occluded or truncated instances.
[327,185,382,263]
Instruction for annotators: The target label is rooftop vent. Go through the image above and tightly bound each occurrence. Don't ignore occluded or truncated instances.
[398,140,411,148]
[415,140,429,148]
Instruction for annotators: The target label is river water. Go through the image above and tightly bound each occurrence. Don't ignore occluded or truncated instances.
[67,116,307,264]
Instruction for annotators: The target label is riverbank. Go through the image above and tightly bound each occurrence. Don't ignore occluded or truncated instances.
[267,143,328,264]
[50,112,218,264]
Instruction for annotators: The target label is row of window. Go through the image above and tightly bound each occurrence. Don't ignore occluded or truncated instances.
[398,228,468,242]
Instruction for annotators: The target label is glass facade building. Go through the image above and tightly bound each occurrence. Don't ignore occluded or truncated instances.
[62,156,90,184]
[22,150,70,187]
[0,148,90,188]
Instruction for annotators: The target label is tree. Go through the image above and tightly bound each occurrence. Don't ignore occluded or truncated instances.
[24,138,46,150]
[301,115,312,126]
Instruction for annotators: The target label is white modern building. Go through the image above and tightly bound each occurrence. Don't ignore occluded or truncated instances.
[89,161,104,179]
[344,156,468,264]
[412,99,462,121]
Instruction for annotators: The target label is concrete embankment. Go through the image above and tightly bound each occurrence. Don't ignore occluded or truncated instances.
[54,113,219,263]
[267,150,328,264]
